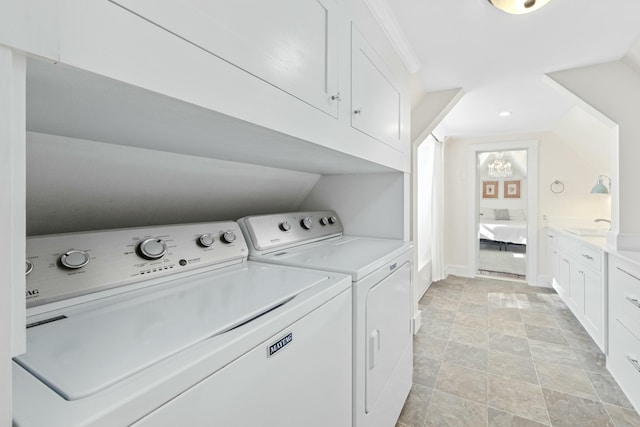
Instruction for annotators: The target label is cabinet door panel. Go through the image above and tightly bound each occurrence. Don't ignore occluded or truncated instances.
[569,266,585,315]
[558,252,571,300]
[583,268,603,348]
[551,249,559,284]
[351,26,402,151]
[110,0,339,117]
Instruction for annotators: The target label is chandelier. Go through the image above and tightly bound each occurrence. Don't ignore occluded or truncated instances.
[488,154,513,178]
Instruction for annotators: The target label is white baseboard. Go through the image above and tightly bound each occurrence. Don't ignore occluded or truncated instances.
[446,265,474,278]
[416,262,432,300]
[536,274,553,288]
[412,309,422,335]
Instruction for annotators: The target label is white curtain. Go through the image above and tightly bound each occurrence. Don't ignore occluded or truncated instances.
[417,139,432,272]
[431,138,446,282]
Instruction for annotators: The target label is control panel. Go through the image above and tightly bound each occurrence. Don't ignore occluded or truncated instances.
[238,211,343,255]
[25,221,247,308]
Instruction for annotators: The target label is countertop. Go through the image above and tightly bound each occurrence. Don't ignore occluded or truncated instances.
[546,225,607,250]
[547,225,640,266]
[608,249,640,265]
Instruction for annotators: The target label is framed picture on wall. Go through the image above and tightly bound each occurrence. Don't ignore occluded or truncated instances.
[482,181,499,198]
[504,180,521,198]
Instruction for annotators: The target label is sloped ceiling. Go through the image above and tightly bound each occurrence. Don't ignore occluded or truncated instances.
[550,106,615,173]
[378,0,640,138]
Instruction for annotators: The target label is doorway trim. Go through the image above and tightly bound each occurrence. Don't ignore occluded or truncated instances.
[466,140,539,285]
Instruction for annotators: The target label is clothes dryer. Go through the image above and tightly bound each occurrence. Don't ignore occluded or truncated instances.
[238,211,413,427]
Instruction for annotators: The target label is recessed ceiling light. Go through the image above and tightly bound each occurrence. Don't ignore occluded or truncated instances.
[499,111,511,117]
[488,0,552,15]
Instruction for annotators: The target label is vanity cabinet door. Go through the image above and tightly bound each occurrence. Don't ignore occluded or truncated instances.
[607,255,640,409]
[582,267,604,347]
[109,0,341,118]
[557,251,572,300]
[552,232,605,352]
[569,264,585,315]
[547,232,559,285]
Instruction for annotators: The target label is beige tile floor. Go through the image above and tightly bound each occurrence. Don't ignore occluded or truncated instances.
[397,275,640,427]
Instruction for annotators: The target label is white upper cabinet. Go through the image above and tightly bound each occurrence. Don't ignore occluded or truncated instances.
[110,0,340,118]
[351,25,402,152]
[2,0,410,172]
[0,0,59,60]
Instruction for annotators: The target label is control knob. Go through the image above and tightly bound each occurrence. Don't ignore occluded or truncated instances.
[25,259,34,276]
[60,249,91,269]
[300,217,313,230]
[221,230,237,244]
[138,238,167,260]
[279,221,291,232]
[328,216,337,225]
[198,233,215,247]
[319,217,329,226]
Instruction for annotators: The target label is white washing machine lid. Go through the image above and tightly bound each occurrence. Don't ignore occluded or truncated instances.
[251,236,412,281]
[14,263,332,401]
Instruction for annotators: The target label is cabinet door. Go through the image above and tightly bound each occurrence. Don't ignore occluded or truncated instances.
[550,249,559,285]
[569,265,585,315]
[548,233,559,284]
[351,25,402,151]
[110,0,340,117]
[557,252,571,300]
[583,268,604,349]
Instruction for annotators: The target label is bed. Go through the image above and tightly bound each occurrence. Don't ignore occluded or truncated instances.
[478,207,527,250]
[479,219,527,246]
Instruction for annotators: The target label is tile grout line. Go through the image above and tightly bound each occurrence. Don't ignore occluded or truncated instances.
[415,276,640,427]
[520,317,553,427]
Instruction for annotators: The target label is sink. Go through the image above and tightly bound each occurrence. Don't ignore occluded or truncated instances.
[564,228,608,237]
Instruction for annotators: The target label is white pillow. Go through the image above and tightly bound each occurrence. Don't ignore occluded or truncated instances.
[494,209,510,220]
[508,209,526,220]
[480,207,495,219]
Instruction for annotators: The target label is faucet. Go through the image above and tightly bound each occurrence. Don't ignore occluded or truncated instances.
[594,218,611,230]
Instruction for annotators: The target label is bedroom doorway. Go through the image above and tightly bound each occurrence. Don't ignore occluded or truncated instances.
[477,149,528,280]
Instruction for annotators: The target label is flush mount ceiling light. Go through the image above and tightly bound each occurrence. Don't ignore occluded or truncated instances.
[488,0,552,15]
[499,111,511,117]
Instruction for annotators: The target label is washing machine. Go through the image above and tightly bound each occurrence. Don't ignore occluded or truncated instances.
[14,221,353,427]
[238,211,413,427]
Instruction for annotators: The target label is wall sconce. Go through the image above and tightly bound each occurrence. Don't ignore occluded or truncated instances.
[487,0,552,15]
[590,175,611,194]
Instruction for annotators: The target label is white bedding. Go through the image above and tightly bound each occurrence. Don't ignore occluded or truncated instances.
[479,219,527,245]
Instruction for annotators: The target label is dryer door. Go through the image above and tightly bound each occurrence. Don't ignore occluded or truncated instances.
[365,261,412,413]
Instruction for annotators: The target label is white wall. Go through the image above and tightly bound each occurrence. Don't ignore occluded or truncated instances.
[26,132,322,235]
[538,126,613,224]
[444,118,612,282]
[300,172,407,240]
[549,56,640,249]
[444,136,473,274]
[410,88,464,307]
[417,139,434,270]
